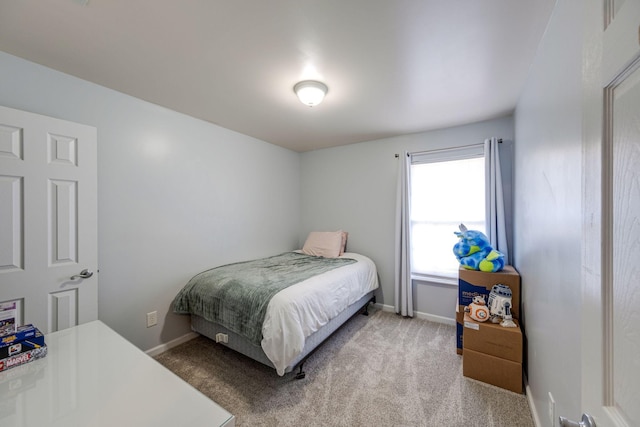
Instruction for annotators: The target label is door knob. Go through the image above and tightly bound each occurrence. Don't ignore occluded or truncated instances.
[559,413,596,427]
[70,269,94,280]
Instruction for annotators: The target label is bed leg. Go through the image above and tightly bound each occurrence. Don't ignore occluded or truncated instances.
[295,364,306,380]
[362,296,375,316]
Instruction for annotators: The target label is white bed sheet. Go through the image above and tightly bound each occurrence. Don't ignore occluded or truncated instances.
[260,252,379,375]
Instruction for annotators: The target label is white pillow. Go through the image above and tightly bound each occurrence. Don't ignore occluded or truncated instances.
[302,231,344,258]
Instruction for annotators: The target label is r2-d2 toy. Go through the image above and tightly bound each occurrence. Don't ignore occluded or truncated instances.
[487,284,516,328]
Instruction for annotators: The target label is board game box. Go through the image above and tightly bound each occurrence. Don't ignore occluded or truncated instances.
[0,328,45,360]
[0,324,37,348]
[0,345,48,372]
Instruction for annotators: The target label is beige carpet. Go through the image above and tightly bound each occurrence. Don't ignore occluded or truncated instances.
[155,307,534,427]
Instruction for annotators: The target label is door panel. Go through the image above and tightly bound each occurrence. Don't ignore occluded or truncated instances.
[606,59,640,427]
[49,179,78,265]
[0,175,23,271]
[582,1,640,426]
[0,105,97,333]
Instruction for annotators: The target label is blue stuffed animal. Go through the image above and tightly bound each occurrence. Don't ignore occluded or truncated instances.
[453,224,505,272]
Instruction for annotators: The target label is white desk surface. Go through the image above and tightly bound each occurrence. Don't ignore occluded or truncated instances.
[0,320,235,427]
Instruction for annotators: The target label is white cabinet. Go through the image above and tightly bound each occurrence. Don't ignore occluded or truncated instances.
[0,321,234,427]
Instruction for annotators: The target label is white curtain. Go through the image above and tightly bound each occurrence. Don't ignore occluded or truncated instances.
[394,151,413,317]
[484,138,510,264]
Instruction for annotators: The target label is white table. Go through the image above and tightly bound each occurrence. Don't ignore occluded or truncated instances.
[0,321,235,426]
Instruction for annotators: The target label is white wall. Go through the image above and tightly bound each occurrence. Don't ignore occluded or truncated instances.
[0,51,301,351]
[514,0,583,422]
[299,116,514,320]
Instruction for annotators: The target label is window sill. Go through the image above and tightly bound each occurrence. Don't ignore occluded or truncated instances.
[411,273,458,287]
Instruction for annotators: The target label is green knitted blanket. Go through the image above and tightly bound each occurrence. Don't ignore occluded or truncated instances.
[172,252,356,345]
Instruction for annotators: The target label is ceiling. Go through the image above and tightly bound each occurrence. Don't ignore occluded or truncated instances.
[0,0,555,152]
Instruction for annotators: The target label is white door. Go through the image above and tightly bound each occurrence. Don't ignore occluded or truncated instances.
[581,1,640,426]
[0,105,97,333]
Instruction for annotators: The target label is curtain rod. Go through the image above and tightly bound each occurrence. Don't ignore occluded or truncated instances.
[394,139,502,158]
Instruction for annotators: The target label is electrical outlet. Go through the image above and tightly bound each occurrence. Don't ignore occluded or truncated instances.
[146,311,158,328]
[548,392,556,427]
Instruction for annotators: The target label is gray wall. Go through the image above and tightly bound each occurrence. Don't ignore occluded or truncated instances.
[0,51,301,351]
[514,0,583,423]
[0,48,515,345]
[299,116,515,320]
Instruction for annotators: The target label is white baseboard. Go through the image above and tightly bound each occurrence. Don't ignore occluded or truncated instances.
[375,303,456,326]
[524,375,542,427]
[145,331,199,357]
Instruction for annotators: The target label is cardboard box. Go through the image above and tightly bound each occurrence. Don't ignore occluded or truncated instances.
[463,314,522,363]
[458,265,521,319]
[456,265,521,356]
[463,348,522,393]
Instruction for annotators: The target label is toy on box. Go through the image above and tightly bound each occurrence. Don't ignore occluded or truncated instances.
[453,224,505,272]
[487,284,516,328]
[457,266,521,354]
[464,295,490,322]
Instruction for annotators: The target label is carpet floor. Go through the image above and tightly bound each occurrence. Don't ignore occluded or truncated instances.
[155,307,534,427]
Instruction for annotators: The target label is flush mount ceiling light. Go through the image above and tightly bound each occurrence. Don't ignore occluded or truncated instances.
[293,80,328,107]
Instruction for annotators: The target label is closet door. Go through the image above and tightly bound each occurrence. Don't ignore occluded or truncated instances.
[0,105,98,333]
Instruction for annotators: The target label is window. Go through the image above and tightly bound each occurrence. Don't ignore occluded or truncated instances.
[410,145,485,283]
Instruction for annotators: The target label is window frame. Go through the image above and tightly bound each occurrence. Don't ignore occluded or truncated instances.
[409,144,486,285]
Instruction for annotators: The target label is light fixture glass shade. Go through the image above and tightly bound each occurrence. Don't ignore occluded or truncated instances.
[294,80,328,106]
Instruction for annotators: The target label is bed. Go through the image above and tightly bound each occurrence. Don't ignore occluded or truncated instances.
[172,232,378,378]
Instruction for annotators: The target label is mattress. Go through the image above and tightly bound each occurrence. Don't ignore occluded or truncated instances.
[178,251,379,375]
[191,290,375,374]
